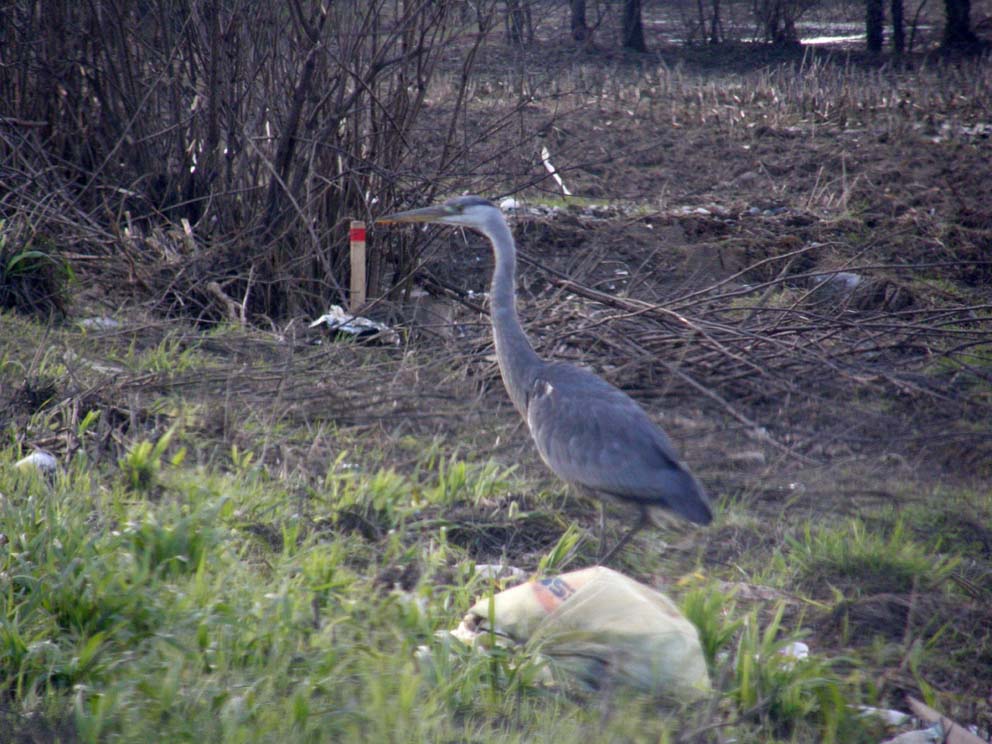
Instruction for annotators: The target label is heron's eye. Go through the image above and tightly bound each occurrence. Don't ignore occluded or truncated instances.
[444,205,458,214]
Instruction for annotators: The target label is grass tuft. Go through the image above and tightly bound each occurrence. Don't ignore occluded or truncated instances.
[788,519,959,597]
[732,603,848,743]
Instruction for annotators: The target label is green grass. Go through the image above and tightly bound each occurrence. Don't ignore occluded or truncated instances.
[0,220,72,317]
[1,343,976,741]
[890,489,992,557]
[787,519,959,597]
[107,333,212,375]
[2,450,479,741]
[0,434,889,743]
[1,301,988,741]
[730,604,848,743]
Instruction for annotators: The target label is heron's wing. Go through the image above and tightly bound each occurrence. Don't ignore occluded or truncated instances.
[525,363,712,524]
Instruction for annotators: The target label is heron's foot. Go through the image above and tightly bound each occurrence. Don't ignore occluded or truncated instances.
[597,507,650,565]
[598,529,636,565]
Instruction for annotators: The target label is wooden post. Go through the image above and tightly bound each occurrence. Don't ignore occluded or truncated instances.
[349,220,367,312]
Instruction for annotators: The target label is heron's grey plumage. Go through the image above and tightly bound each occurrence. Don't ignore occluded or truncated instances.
[377,195,712,558]
[525,364,711,524]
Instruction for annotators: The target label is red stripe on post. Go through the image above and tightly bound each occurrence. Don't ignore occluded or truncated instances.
[349,220,367,312]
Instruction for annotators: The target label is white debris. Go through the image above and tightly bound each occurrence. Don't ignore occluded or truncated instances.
[935,120,992,141]
[474,563,527,582]
[728,450,767,467]
[310,305,399,344]
[79,317,122,330]
[813,271,862,293]
[778,640,809,667]
[960,122,992,138]
[499,197,522,211]
[540,146,572,196]
[676,205,714,216]
[15,450,58,476]
[857,705,913,727]
[881,722,945,744]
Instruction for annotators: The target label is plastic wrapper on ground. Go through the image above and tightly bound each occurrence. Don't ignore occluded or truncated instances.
[309,305,399,344]
[451,566,710,700]
[14,450,58,476]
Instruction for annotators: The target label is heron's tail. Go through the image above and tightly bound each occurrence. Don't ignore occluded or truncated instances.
[652,467,713,526]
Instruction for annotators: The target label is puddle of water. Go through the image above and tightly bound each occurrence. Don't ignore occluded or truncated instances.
[802,33,865,45]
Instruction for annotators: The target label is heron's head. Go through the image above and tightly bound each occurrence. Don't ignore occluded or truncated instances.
[376,195,500,231]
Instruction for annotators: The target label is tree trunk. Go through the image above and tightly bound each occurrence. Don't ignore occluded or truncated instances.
[941,0,978,48]
[866,0,884,51]
[570,0,590,41]
[891,0,906,52]
[710,0,723,43]
[760,0,799,44]
[505,0,526,45]
[622,0,647,52]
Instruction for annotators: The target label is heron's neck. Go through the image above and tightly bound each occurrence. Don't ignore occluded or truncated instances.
[486,218,540,416]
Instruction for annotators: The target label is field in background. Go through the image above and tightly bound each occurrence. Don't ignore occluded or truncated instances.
[2,17,992,744]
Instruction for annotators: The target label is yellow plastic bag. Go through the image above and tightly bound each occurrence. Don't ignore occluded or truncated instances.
[455,566,710,699]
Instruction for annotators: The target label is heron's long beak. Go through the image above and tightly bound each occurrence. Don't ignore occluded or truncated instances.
[375,205,449,225]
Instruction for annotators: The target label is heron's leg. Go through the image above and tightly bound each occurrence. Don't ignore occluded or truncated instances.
[597,501,607,560]
[574,484,607,558]
[599,505,650,565]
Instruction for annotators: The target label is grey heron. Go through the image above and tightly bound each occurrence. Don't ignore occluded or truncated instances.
[377,195,712,562]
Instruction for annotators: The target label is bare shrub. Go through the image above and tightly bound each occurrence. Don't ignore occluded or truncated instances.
[752,0,820,43]
[0,1,509,320]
